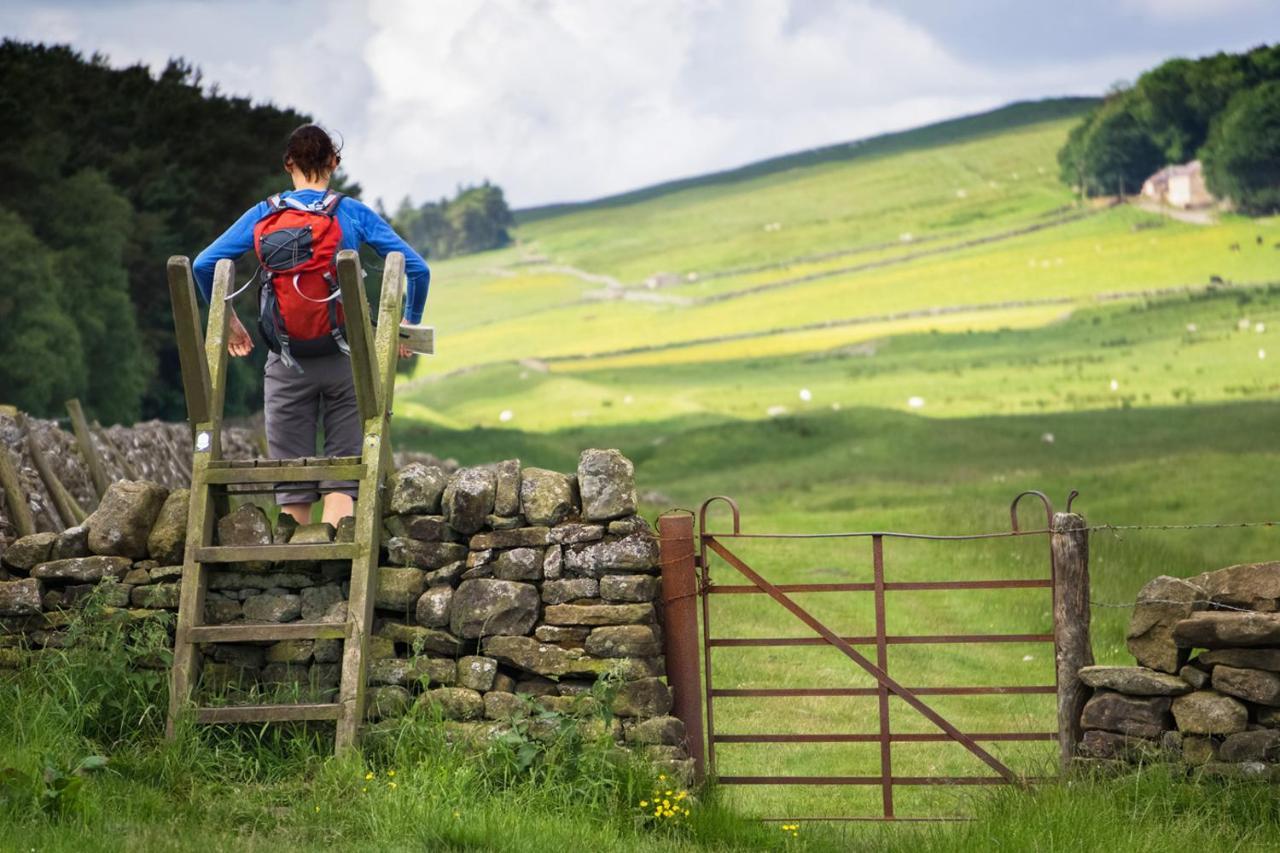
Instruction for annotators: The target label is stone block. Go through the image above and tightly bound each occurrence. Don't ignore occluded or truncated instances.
[387,463,449,515]
[1126,575,1197,673]
[456,655,498,691]
[242,592,302,622]
[519,468,577,527]
[563,533,660,578]
[3,532,56,570]
[31,556,132,583]
[1171,690,1248,734]
[493,548,544,581]
[1198,648,1280,671]
[415,586,453,628]
[600,574,658,603]
[548,523,605,545]
[50,526,90,561]
[492,459,522,516]
[87,480,168,559]
[442,467,496,535]
[385,537,468,570]
[146,488,189,564]
[544,602,654,626]
[0,578,43,616]
[470,527,551,550]
[420,687,484,721]
[450,579,539,638]
[1078,665,1193,696]
[585,625,661,658]
[1219,729,1280,763]
[375,567,427,611]
[577,449,637,521]
[612,678,672,717]
[1079,690,1172,738]
[542,578,598,605]
[1212,665,1280,706]
[1174,612,1280,648]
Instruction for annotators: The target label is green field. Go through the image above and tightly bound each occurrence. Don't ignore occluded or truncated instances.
[395,97,1280,832]
[7,98,1280,849]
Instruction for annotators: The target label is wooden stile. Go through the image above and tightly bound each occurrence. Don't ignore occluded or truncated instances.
[164,250,430,755]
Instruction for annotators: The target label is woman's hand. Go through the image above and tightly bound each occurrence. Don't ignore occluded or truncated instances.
[228,310,254,357]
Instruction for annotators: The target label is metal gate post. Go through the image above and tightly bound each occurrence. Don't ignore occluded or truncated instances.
[658,512,706,782]
[1051,510,1091,773]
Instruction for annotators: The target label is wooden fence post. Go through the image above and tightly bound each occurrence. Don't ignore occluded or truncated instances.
[18,413,85,528]
[1051,510,1092,773]
[66,398,110,500]
[658,512,706,782]
[0,443,35,537]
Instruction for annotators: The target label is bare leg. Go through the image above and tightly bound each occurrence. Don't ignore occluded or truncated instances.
[322,492,354,527]
[281,502,314,525]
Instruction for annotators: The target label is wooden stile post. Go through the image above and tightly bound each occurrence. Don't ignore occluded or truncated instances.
[658,512,706,782]
[18,413,85,527]
[66,398,110,500]
[0,443,35,537]
[1051,510,1091,773]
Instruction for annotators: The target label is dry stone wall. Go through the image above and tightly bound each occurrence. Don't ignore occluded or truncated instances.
[0,449,692,779]
[1077,562,1280,778]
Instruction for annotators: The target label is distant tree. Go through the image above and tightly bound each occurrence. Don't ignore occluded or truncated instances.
[1061,97,1163,197]
[1060,44,1280,204]
[392,181,513,260]
[33,170,149,424]
[0,209,85,414]
[1202,81,1280,213]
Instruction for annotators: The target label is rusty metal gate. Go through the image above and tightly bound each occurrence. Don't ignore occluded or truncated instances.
[657,491,1091,823]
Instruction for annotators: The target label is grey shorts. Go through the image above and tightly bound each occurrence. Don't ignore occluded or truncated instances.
[263,351,362,505]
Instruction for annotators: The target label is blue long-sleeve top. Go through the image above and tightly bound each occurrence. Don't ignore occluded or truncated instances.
[193,188,431,324]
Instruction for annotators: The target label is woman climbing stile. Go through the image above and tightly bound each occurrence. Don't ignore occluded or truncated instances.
[193,125,430,527]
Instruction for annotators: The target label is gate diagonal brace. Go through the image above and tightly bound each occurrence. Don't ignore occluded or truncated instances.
[704,538,1019,782]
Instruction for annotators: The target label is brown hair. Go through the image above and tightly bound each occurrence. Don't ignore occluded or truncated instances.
[284,124,341,180]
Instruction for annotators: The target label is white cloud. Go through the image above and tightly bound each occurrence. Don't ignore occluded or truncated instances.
[0,0,1270,207]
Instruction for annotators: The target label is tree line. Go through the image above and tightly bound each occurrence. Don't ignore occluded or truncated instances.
[1058,43,1280,212]
[384,182,514,261]
[0,41,511,425]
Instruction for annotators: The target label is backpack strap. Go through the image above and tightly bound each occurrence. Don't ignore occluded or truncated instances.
[265,193,287,213]
[319,191,345,217]
[323,271,351,357]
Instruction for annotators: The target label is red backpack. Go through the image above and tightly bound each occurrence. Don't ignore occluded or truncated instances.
[253,191,349,368]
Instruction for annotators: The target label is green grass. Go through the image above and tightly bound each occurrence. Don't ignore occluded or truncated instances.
[4,607,1279,851]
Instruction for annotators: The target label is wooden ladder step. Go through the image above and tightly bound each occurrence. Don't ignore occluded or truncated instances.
[195,543,361,563]
[210,456,363,469]
[189,621,350,643]
[204,463,366,485]
[195,703,343,723]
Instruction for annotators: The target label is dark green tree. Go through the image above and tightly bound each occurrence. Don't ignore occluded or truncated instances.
[0,209,86,414]
[1202,81,1280,213]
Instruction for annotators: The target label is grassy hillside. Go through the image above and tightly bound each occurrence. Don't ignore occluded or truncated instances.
[393,97,1280,827]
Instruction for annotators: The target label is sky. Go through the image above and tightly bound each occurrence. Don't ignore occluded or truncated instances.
[2,0,1277,208]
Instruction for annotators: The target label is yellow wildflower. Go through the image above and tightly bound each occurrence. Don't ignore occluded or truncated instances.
[683,808,690,816]
[361,786,368,794]
[453,810,460,819]
[387,769,396,777]
[388,782,398,790]
[364,771,375,781]
[313,806,320,813]
[658,774,666,781]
